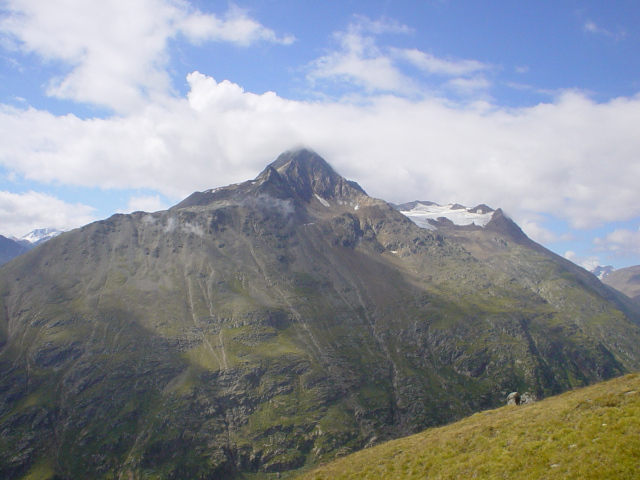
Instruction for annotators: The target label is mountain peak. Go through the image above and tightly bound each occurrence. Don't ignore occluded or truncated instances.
[265,148,367,203]
[175,148,368,210]
[592,265,616,281]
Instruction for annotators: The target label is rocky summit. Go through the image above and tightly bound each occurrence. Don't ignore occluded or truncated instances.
[1,148,640,479]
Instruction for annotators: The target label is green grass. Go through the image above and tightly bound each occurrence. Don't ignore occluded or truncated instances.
[21,457,55,480]
[297,373,640,480]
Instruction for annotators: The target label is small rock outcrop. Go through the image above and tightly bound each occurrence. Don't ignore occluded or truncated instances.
[507,392,521,405]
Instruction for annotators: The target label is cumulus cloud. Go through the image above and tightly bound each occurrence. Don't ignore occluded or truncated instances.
[518,219,573,245]
[0,0,292,112]
[119,194,169,214]
[2,78,640,236]
[583,20,626,40]
[564,251,601,271]
[594,227,640,258]
[307,16,492,97]
[0,190,95,237]
[176,4,295,46]
[307,19,415,94]
[397,49,489,77]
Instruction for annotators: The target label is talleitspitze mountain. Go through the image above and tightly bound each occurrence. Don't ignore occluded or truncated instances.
[1,148,640,479]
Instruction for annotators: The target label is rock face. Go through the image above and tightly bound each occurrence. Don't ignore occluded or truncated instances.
[1,148,640,479]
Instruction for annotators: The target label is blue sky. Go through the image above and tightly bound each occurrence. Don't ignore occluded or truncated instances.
[0,0,639,270]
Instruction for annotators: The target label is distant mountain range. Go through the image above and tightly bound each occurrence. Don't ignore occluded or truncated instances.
[593,265,640,304]
[0,235,29,266]
[0,228,63,265]
[591,265,616,281]
[1,149,640,479]
[12,227,64,248]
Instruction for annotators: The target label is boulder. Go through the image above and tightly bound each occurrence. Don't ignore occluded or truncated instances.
[507,392,521,405]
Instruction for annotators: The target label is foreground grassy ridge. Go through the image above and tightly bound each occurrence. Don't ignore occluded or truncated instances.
[298,373,640,480]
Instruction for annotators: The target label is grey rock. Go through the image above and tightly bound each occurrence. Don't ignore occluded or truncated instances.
[507,392,521,406]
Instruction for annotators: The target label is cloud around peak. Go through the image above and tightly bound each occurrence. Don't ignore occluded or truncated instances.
[0,3,639,263]
[2,75,640,235]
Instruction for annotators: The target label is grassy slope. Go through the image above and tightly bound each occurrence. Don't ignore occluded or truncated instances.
[297,373,640,480]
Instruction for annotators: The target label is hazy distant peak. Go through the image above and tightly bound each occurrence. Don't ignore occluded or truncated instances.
[17,227,64,243]
[12,227,64,248]
[592,265,616,281]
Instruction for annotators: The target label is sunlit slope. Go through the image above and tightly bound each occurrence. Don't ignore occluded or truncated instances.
[298,373,640,480]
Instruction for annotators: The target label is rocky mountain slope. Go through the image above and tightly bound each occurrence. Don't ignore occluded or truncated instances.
[1,148,640,479]
[297,373,640,480]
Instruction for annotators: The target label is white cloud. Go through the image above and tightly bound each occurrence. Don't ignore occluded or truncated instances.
[564,251,601,271]
[583,20,626,40]
[0,190,95,237]
[307,16,492,97]
[2,78,640,235]
[0,0,292,112]
[346,15,414,36]
[119,194,169,214]
[446,76,492,96]
[397,49,489,77]
[307,23,415,94]
[518,219,573,245]
[176,4,295,46]
[594,227,640,258]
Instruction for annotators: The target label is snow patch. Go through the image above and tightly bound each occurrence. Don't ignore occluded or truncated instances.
[16,228,63,244]
[315,194,330,208]
[399,202,494,229]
